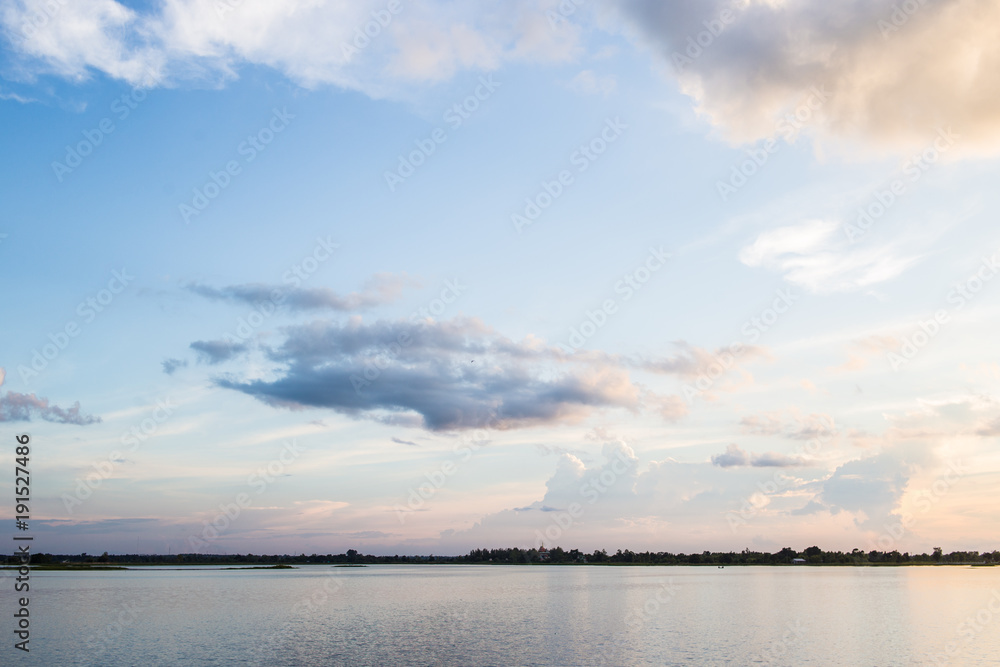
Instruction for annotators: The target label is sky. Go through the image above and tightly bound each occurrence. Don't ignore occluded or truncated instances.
[1,0,1000,557]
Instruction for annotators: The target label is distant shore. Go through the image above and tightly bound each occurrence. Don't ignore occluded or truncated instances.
[5,546,996,569]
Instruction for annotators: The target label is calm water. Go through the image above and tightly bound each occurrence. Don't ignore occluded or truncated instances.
[11,564,1000,665]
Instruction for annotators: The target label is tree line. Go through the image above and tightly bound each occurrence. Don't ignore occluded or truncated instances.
[7,546,997,566]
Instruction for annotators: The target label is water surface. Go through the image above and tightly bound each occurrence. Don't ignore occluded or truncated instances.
[18,564,1000,665]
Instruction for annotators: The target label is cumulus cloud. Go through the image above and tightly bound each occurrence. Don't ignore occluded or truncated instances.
[210,317,663,431]
[0,369,101,425]
[428,438,855,553]
[9,0,1000,158]
[187,273,417,312]
[710,443,813,468]
[617,0,1000,155]
[176,312,763,431]
[2,0,582,93]
[820,450,915,527]
[1,0,159,83]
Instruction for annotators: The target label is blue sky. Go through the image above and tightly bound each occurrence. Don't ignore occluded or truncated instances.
[2,0,1000,556]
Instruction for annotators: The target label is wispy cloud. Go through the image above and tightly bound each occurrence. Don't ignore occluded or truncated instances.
[740,410,836,441]
[187,273,418,312]
[710,443,814,468]
[190,339,248,365]
[162,357,188,374]
[739,219,923,293]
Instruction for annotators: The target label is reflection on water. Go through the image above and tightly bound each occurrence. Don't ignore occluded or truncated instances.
[23,564,1000,666]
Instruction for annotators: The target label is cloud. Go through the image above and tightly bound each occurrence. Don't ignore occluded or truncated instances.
[0,392,101,425]
[710,443,813,468]
[975,417,1000,437]
[212,317,647,431]
[710,443,751,468]
[391,436,419,447]
[1,0,157,83]
[820,450,917,527]
[0,87,37,104]
[739,414,783,437]
[790,500,826,516]
[190,339,248,364]
[535,443,588,458]
[740,410,836,441]
[739,219,923,293]
[162,357,188,375]
[1,366,99,425]
[653,394,689,422]
[187,273,417,312]
[9,0,1000,159]
[1,0,582,93]
[617,0,1000,155]
[428,438,853,553]
[634,340,769,379]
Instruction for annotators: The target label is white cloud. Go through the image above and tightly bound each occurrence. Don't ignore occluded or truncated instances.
[1,0,583,94]
[4,0,159,83]
[738,219,924,293]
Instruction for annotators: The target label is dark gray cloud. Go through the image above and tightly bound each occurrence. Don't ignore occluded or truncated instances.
[162,357,188,374]
[0,391,100,425]
[711,443,812,468]
[187,273,417,312]
[391,437,419,447]
[213,317,642,431]
[190,339,248,365]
